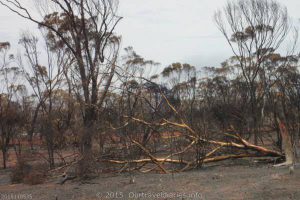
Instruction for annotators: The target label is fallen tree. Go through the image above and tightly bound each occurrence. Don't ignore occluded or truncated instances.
[49,86,287,177]
[98,134,283,173]
[93,91,285,174]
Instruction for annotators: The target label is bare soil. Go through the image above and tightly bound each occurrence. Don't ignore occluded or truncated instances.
[0,159,299,200]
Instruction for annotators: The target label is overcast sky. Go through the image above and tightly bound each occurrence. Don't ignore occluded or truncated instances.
[0,0,300,69]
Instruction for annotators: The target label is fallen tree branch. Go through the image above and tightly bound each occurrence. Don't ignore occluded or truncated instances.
[100,153,271,173]
[131,140,169,174]
[225,133,282,157]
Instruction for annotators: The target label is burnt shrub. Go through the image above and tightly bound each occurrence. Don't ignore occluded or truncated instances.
[10,157,47,185]
[10,158,32,184]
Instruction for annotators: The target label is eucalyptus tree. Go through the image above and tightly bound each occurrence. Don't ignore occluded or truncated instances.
[215,0,292,144]
[0,42,25,169]
[18,32,69,168]
[0,0,122,172]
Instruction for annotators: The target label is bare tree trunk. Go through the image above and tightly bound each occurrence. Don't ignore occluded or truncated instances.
[44,119,55,169]
[274,111,283,150]
[275,100,294,166]
[1,136,10,169]
[28,102,41,150]
[2,149,7,169]
[276,119,294,165]
[251,98,259,145]
[295,111,300,161]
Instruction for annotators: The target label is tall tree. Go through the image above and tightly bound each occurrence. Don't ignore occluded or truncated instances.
[0,0,122,171]
[215,0,291,144]
[0,42,25,169]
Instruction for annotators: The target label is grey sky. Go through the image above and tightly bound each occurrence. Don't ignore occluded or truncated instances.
[0,0,300,69]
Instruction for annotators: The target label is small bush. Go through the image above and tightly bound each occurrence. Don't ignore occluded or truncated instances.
[10,158,47,185]
[10,159,32,184]
[23,171,46,185]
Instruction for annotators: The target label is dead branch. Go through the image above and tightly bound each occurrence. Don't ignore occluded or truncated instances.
[131,140,169,174]
[99,153,267,173]
[96,129,283,173]
[225,133,282,157]
[203,154,259,163]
